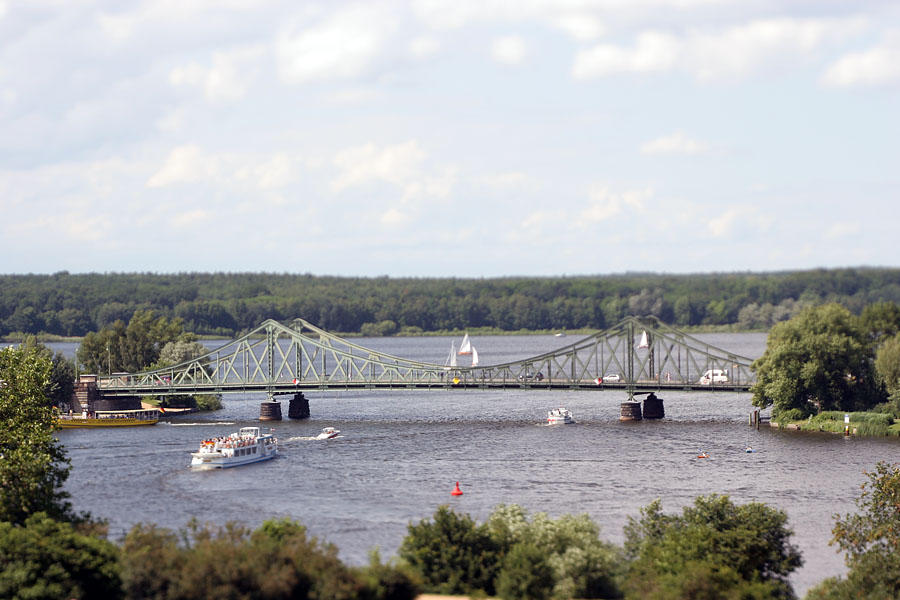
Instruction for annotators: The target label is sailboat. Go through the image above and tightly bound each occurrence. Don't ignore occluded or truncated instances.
[471,346,479,367]
[458,332,472,355]
[638,330,650,349]
[445,341,458,368]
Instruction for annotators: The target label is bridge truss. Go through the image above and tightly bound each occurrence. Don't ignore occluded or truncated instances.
[98,316,756,397]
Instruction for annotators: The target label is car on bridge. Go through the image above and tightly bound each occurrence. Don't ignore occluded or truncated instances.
[602,373,622,383]
[518,371,544,381]
[699,369,728,385]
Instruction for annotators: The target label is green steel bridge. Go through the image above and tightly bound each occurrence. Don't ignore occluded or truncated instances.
[96,316,757,399]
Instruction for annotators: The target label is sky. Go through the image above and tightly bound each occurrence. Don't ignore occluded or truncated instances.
[1,0,898,278]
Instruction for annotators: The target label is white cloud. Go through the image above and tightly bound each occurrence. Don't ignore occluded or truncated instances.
[275,5,396,84]
[147,145,219,188]
[169,46,264,102]
[822,43,900,87]
[573,16,868,81]
[491,35,527,65]
[641,131,711,155]
[707,207,740,238]
[825,221,861,240]
[580,185,653,224]
[553,14,605,42]
[331,140,427,192]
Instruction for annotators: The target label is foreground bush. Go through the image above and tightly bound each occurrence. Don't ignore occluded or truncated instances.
[400,504,623,599]
[0,512,122,599]
[623,495,802,599]
[120,518,418,600]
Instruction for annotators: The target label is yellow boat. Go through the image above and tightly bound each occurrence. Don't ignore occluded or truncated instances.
[56,408,160,428]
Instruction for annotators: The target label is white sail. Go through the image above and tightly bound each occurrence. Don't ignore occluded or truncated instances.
[638,330,649,349]
[446,341,458,367]
[458,332,472,355]
[471,346,479,367]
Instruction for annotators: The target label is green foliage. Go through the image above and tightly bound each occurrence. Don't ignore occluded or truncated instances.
[860,302,900,347]
[807,462,900,599]
[400,504,622,599]
[485,504,623,599]
[813,411,893,426]
[751,304,885,415]
[399,505,500,596]
[360,320,399,336]
[495,543,556,600]
[0,512,122,600]
[17,335,75,407]
[623,496,802,599]
[120,518,363,600]
[875,332,900,397]
[773,408,807,423]
[355,550,421,600]
[77,310,186,374]
[0,345,78,524]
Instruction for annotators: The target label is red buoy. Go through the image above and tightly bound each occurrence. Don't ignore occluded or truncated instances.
[451,481,463,496]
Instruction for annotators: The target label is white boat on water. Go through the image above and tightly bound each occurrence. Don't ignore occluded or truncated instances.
[190,426,277,469]
[316,427,340,440]
[547,407,575,425]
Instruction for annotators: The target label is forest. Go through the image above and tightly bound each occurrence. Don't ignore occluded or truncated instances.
[1,268,899,338]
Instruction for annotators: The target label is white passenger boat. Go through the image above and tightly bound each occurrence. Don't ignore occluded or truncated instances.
[190,426,277,469]
[547,407,575,425]
[316,427,340,440]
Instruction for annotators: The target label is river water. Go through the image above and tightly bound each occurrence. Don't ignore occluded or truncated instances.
[54,333,898,596]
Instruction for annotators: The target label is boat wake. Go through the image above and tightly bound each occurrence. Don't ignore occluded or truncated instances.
[163,422,236,427]
[282,435,340,443]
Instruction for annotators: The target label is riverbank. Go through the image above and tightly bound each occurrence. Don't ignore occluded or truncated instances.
[771,410,900,436]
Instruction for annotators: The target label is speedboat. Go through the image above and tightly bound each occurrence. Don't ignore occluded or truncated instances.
[190,426,277,469]
[547,408,575,425]
[316,427,340,440]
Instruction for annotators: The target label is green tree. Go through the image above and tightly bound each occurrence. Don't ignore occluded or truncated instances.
[485,504,622,599]
[874,333,900,398]
[0,345,77,524]
[0,512,121,600]
[77,310,185,374]
[399,505,501,596]
[751,304,885,416]
[806,462,900,599]
[860,302,900,347]
[18,335,76,408]
[623,495,802,599]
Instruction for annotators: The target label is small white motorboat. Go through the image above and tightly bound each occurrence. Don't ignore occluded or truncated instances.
[316,427,340,440]
[547,408,575,425]
[190,426,277,469]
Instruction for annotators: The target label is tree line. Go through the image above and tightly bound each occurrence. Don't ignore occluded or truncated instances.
[2,268,900,338]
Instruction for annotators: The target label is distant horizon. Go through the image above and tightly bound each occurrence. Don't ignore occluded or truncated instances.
[2,265,898,279]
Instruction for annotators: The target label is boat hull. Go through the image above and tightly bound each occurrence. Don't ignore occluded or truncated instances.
[56,418,158,428]
[190,453,276,469]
